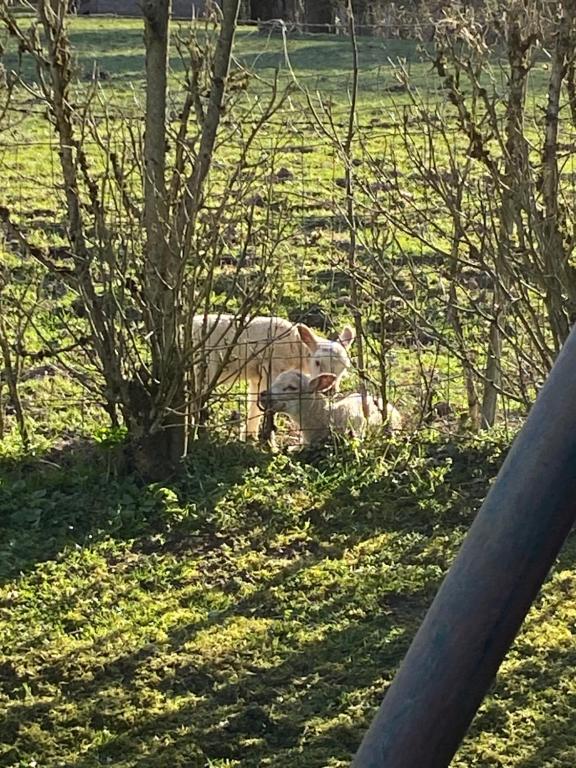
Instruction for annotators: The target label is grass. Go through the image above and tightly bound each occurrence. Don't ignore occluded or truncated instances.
[1,14,576,768]
[2,431,576,767]
[0,433,490,767]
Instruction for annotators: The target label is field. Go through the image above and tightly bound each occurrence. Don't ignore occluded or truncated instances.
[1,14,576,768]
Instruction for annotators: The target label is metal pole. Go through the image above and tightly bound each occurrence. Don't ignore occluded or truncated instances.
[352,325,576,768]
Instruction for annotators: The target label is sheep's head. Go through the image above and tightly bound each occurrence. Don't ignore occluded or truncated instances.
[259,369,337,417]
[296,324,355,389]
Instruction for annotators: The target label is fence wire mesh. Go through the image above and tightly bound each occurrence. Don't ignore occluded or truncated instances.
[1,14,575,448]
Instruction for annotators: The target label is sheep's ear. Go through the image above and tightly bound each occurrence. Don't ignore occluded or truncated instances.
[309,373,337,393]
[297,324,318,352]
[338,325,355,348]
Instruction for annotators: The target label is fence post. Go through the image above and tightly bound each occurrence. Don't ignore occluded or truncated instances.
[352,325,576,768]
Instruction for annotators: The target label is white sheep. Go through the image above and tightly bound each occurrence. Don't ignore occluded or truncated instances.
[190,314,355,438]
[259,369,402,445]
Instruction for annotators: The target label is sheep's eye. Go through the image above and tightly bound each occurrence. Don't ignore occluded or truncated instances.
[315,360,321,368]
[285,385,298,392]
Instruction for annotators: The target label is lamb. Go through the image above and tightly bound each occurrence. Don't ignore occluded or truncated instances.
[258,369,402,445]
[190,314,355,438]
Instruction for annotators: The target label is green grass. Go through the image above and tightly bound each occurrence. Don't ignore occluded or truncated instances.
[0,14,475,424]
[0,433,484,767]
[1,15,576,768]
[2,432,576,767]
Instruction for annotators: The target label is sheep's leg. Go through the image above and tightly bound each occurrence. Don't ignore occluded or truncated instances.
[259,363,278,445]
[259,409,275,445]
[189,361,211,436]
[243,365,275,444]
[243,377,262,440]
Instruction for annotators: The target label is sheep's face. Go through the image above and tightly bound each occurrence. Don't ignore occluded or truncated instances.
[297,324,355,388]
[259,369,336,417]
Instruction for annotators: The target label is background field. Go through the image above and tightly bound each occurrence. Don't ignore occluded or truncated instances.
[0,16,555,442]
[1,15,576,768]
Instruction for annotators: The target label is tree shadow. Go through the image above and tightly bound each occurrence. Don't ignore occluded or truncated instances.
[293,433,507,540]
[0,436,272,584]
[3,568,436,768]
[0,433,513,767]
[456,636,576,768]
[5,18,429,86]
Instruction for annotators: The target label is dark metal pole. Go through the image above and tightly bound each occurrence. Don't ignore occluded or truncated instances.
[352,325,576,768]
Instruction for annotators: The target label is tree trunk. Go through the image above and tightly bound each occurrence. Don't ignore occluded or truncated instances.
[447,168,480,430]
[139,0,186,468]
[0,312,29,448]
[344,0,370,421]
[537,0,576,350]
[137,0,242,469]
[143,0,171,320]
[481,3,530,429]
[37,0,127,420]
[481,314,503,429]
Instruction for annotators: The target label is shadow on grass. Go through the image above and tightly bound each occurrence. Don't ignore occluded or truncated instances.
[458,609,576,768]
[294,432,507,541]
[4,17,429,87]
[3,572,434,768]
[0,432,520,768]
[0,434,511,767]
[0,436,272,584]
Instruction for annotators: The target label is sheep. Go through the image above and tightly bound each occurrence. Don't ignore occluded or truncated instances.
[190,314,355,439]
[258,369,402,445]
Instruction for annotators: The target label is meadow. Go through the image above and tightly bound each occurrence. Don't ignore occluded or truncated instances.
[1,14,576,768]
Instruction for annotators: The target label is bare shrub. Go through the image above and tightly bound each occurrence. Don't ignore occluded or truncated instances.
[0,0,297,473]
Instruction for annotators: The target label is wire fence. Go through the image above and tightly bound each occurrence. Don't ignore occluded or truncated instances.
[0,13,575,448]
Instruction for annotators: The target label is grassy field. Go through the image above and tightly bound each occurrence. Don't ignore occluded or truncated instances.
[0,16,542,426]
[3,430,576,768]
[1,14,576,768]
